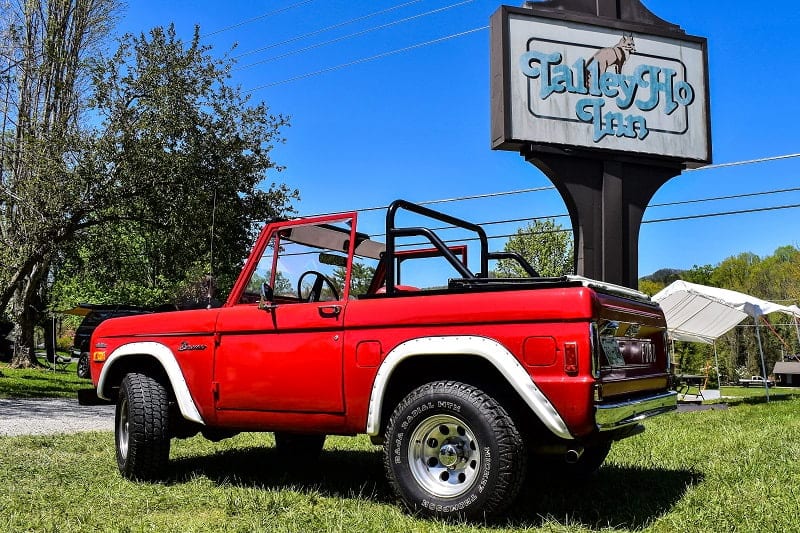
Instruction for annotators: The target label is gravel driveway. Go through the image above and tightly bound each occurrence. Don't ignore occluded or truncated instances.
[0,398,115,436]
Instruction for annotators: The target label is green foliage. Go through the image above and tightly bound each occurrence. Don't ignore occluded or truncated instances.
[682,264,714,285]
[497,219,573,278]
[641,268,684,285]
[47,25,298,309]
[332,263,376,297]
[56,334,74,353]
[638,278,664,296]
[644,246,800,380]
[1,0,122,365]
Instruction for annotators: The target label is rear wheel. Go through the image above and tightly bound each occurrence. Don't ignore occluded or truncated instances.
[76,353,90,379]
[116,373,171,481]
[383,381,526,519]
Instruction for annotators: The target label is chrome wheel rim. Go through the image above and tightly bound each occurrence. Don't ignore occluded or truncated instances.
[408,414,481,498]
[117,397,129,460]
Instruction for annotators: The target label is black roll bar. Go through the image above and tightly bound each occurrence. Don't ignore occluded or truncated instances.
[385,200,490,295]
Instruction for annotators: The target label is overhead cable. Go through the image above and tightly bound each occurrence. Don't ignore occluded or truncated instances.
[248,25,489,90]
[205,0,317,37]
[649,186,800,208]
[237,0,473,71]
[392,201,800,249]
[234,0,427,59]
[641,203,800,224]
[684,153,800,172]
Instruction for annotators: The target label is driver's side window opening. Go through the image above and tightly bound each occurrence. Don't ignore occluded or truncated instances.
[240,220,361,305]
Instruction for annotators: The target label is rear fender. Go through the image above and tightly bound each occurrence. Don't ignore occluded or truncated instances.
[97,341,204,425]
[366,335,572,440]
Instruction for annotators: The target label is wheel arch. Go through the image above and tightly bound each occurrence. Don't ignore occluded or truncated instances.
[97,341,204,425]
[366,336,572,440]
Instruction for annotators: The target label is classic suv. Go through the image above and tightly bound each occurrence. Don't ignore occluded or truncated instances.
[89,200,676,519]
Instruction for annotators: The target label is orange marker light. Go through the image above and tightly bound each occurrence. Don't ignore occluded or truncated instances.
[92,351,107,363]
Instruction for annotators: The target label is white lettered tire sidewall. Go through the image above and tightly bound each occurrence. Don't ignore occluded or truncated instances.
[383,381,525,519]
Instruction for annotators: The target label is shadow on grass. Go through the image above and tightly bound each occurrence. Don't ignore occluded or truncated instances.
[169,446,392,503]
[169,447,701,530]
[505,465,703,530]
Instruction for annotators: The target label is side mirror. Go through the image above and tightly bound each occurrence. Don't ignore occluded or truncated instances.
[258,283,277,311]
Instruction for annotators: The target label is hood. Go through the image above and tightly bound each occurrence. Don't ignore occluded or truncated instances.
[92,308,219,340]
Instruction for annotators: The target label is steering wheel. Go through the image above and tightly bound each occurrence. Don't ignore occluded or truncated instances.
[297,271,340,303]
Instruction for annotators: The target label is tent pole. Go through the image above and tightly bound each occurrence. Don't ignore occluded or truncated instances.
[794,316,800,354]
[713,341,722,389]
[755,316,770,402]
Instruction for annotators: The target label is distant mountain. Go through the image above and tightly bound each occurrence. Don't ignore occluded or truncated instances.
[640,268,685,285]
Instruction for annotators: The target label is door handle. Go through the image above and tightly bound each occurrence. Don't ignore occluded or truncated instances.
[319,305,342,318]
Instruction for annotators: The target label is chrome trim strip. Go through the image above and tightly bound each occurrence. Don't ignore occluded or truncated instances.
[595,391,677,431]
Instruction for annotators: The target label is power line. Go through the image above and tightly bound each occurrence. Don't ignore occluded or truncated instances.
[392,201,800,249]
[684,153,800,172]
[649,186,800,208]
[296,153,800,219]
[313,185,556,217]
[369,185,800,238]
[236,0,474,71]
[204,0,317,37]
[248,25,489,91]
[642,203,800,224]
[234,0,427,59]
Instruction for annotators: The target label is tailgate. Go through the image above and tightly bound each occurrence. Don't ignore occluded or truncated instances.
[592,292,673,402]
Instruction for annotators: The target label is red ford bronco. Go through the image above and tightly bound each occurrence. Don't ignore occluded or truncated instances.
[89,200,676,518]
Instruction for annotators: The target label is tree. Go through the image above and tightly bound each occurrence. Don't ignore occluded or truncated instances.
[49,25,297,310]
[1,18,297,367]
[332,262,376,297]
[1,0,121,367]
[496,219,573,278]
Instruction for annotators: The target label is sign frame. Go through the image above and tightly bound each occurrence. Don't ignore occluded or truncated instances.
[491,5,712,167]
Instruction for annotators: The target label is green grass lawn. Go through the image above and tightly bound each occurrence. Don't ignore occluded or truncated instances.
[0,362,88,399]
[1,399,799,532]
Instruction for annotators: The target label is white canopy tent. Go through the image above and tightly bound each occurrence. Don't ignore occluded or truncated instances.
[652,280,800,400]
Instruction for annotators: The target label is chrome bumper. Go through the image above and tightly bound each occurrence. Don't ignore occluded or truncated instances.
[595,391,677,431]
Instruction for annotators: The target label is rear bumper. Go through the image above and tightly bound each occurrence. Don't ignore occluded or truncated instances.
[595,391,677,431]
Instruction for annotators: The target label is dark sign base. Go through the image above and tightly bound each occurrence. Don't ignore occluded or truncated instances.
[524,147,681,289]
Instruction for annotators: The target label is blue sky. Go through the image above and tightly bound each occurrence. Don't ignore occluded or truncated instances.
[118,1,800,278]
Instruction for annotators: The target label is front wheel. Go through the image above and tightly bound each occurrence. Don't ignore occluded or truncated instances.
[116,373,171,481]
[383,381,526,519]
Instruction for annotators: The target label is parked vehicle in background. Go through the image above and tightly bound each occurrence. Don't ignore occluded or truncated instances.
[87,199,677,519]
[0,319,13,362]
[737,375,775,388]
[65,305,151,378]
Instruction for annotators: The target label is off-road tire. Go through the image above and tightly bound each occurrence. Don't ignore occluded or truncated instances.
[383,381,526,519]
[274,432,326,460]
[76,353,90,379]
[116,372,171,481]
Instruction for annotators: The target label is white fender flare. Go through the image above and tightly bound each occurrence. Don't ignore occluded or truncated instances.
[97,341,205,425]
[366,335,573,440]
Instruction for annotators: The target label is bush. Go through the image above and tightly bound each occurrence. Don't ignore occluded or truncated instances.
[56,333,74,352]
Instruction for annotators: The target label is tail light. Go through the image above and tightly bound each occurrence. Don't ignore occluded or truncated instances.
[564,342,578,375]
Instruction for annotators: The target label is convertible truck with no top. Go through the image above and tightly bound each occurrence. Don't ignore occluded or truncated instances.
[88,199,676,518]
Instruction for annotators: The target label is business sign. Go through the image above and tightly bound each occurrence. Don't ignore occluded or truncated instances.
[491,6,711,166]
